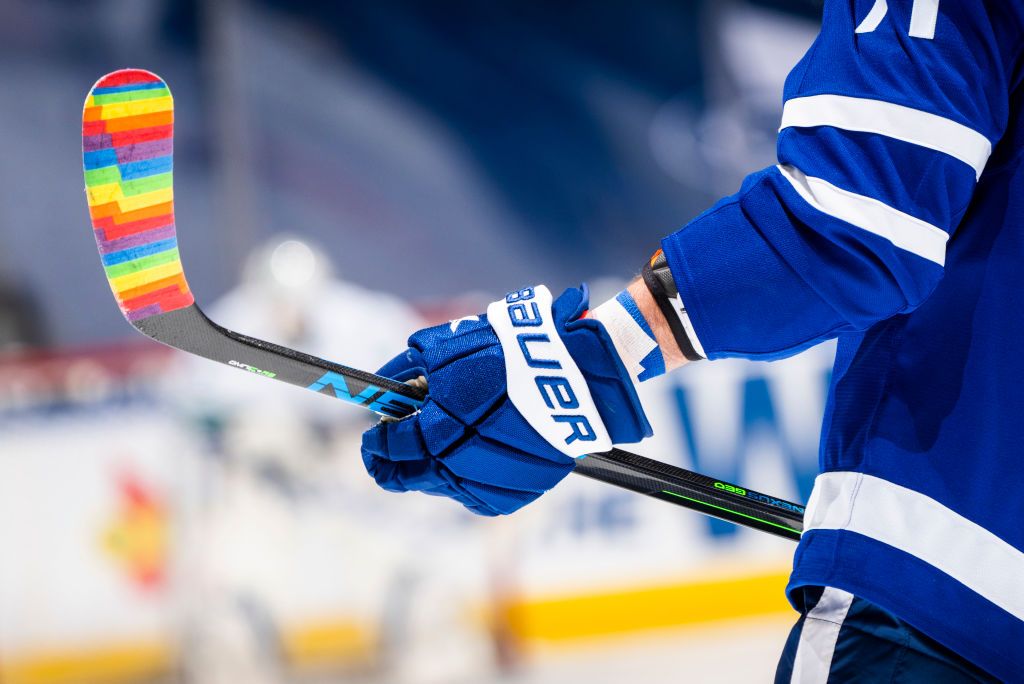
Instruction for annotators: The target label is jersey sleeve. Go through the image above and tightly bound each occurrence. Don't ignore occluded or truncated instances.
[660,0,1022,360]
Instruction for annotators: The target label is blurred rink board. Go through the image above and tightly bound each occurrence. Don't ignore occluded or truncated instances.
[501,341,832,658]
[0,344,181,684]
[0,333,835,683]
[0,341,495,684]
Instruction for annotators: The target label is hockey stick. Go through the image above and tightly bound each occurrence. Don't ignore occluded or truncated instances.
[82,69,805,541]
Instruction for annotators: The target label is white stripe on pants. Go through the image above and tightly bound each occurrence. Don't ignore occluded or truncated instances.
[790,587,856,683]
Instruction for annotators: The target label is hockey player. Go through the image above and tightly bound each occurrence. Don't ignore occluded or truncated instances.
[361,2,1023,680]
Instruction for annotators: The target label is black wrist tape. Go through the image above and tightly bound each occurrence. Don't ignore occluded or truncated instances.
[640,249,703,362]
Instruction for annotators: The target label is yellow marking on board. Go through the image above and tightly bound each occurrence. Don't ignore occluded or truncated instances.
[504,569,794,643]
[109,260,183,294]
[282,621,377,669]
[1,641,170,684]
[0,618,378,683]
[94,97,173,120]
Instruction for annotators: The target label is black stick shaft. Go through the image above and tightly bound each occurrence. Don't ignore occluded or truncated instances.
[574,450,803,540]
[137,305,805,540]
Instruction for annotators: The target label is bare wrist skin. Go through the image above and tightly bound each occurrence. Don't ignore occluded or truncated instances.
[626,277,688,372]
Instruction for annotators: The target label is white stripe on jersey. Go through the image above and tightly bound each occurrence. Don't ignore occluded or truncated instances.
[790,587,855,684]
[777,164,948,265]
[855,0,889,33]
[781,95,991,179]
[669,292,707,359]
[805,472,1024,622]
[909,0,941,39]
[855,0,941,39]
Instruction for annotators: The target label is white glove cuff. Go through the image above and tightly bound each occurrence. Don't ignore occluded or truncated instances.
[487,285,612,458]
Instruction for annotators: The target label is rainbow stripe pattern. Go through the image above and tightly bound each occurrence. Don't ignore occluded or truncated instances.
[83,69,193,322]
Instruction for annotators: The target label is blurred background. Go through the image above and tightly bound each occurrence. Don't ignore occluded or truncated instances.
[0,1,830,682]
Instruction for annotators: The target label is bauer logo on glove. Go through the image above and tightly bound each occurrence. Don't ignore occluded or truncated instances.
[487,286,611,456]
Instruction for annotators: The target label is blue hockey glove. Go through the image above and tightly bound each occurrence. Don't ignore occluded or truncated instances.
[361,285,653,516]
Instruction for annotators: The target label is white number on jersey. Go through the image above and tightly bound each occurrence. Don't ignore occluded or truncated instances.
[855,0,939,40]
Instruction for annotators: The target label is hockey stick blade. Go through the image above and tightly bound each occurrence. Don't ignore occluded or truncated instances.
[82,69,421,418]
[82,69,804,541]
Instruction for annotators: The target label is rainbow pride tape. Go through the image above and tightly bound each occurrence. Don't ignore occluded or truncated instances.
[83,69,193,322]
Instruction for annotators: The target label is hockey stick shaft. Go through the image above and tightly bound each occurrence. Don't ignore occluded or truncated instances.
[83,69,804,541]
[142,305,805,540]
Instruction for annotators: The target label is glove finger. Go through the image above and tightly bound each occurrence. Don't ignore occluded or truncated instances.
[361,423,407,492]
[468,507,499,517]
[459,480,539,516]
[362,440,445,494]
[427,345,507,424]
[460,501,499,517]
[381,413,432,462]
[409,317,494,371]
[362,415,466,495]
[389,458,447,493]
[442,437,574,493]
[432,477,499,516]
[417,401,466,456]
[376,347,427,384]
[362,424,511,516]
[476,402,576,464]
[361,411,432,462]
[362,420,388,460]
[364,454,452,495]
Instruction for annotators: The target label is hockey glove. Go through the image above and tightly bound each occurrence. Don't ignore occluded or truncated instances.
[361,285,652,516]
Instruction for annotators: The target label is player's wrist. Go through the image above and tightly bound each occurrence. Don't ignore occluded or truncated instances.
[587,285,670,381]
[625,278,688,372]
[585,275,694,377]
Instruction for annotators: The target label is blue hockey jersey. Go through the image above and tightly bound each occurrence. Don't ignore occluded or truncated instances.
[660,1,1024,679]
